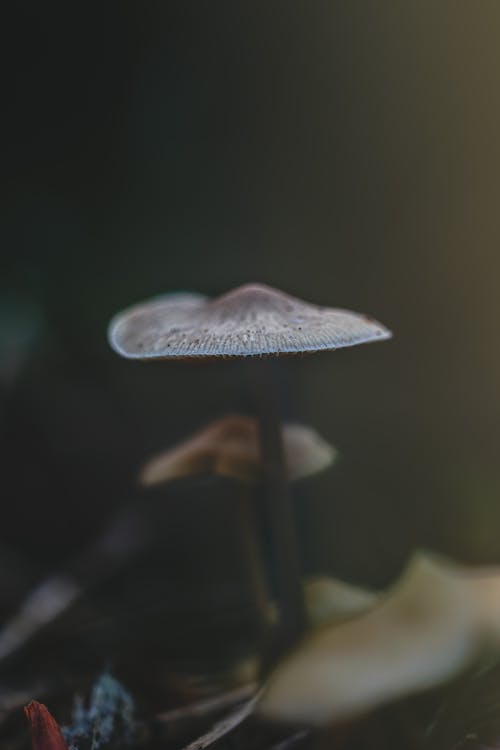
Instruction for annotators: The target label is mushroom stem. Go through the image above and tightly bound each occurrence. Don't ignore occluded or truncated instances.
[249,360,306,653]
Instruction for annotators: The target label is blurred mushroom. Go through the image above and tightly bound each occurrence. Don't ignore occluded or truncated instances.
[262,576,378,631]
[139,414,336,642]
[303,576,377,628]
[108,283,391,649]
[139,414,336,486]
[258,553,500,727]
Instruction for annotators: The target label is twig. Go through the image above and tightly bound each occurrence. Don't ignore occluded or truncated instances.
[156,683,257,725]
[269,729,311,750]
[181,691,260,750]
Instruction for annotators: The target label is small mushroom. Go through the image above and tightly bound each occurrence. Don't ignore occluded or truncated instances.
[139,414,336,641]
[139,414,336,486]
[109,283,391,650]
[258,553,500,726]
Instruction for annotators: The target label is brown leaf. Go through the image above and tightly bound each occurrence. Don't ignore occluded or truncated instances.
[24,701,68,750]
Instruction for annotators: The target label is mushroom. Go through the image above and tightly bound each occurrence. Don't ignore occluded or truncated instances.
[139,414,336,486]
[258,552,500,726]
[303,576,377,628]
[139,413,337,643]
[108,283,391,651]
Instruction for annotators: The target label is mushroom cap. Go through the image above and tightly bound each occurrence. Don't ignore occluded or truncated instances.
[108,283,391,359]
[139,414,336,486]
[304,577,377,628]
[258,553,500,726]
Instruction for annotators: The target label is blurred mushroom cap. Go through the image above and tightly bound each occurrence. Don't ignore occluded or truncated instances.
[258,553,500,726]
[108,283,391,359]
[139,414,336,486]
[304,576,377,628]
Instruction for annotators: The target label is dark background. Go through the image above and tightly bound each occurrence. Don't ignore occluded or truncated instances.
[2,1,500,664]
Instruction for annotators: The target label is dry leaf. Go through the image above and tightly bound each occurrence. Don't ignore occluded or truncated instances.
[24,701,68,750]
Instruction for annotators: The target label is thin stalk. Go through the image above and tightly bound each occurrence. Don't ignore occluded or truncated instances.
[248,359,306,654]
